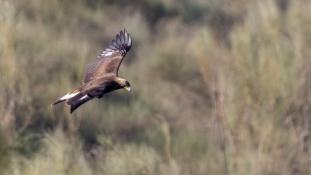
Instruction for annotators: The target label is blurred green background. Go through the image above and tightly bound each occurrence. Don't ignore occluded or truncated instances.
[0,0,311,174]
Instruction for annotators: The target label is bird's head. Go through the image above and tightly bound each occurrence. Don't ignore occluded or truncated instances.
[123,80,131,91]
[115,77,131,92]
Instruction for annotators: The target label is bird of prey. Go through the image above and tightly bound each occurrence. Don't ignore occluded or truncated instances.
[53,29,132,113]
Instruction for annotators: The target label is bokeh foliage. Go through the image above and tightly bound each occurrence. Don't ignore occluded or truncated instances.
[0,0,311,174]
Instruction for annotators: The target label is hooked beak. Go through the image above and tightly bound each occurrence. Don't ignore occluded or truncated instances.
[124,86,131,92]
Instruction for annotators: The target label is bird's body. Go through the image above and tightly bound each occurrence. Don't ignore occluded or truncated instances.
[53,29,132,113]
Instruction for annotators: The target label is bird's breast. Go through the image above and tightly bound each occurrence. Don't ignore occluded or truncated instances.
[85,81,121,98]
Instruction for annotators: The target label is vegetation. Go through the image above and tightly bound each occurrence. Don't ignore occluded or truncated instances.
[0,0,310,174]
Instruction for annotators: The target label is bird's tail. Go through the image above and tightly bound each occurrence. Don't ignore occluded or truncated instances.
[52,89,92,113]
[67,94,92,113]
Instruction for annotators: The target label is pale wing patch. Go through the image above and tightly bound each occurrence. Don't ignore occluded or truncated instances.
[99,49,114,57]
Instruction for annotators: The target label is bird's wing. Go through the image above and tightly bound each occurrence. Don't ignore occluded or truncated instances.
[83,29,132,83]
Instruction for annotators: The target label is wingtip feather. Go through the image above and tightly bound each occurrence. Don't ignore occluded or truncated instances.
[99,29,132,57]
[112,29,132,55]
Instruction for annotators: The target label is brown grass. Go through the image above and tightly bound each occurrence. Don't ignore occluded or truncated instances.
[0,0,310,174]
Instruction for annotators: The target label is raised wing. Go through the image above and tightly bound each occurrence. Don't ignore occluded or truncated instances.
[83,29,132,83]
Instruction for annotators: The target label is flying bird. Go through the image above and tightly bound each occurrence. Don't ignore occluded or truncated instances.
[53,29,132,113]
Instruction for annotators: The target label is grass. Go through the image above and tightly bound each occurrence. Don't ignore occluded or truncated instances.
[0,0,311,174]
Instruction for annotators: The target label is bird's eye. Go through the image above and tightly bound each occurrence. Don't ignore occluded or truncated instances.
[125,81,130,87]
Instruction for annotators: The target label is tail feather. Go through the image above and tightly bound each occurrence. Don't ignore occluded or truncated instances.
[67,92,85,105]
[53,90,80,105]
[53,89,93,113]
[68,95,92,113]
[52,98,66,105]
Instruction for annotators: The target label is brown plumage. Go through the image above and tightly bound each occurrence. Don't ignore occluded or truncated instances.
[53,29,132,113]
